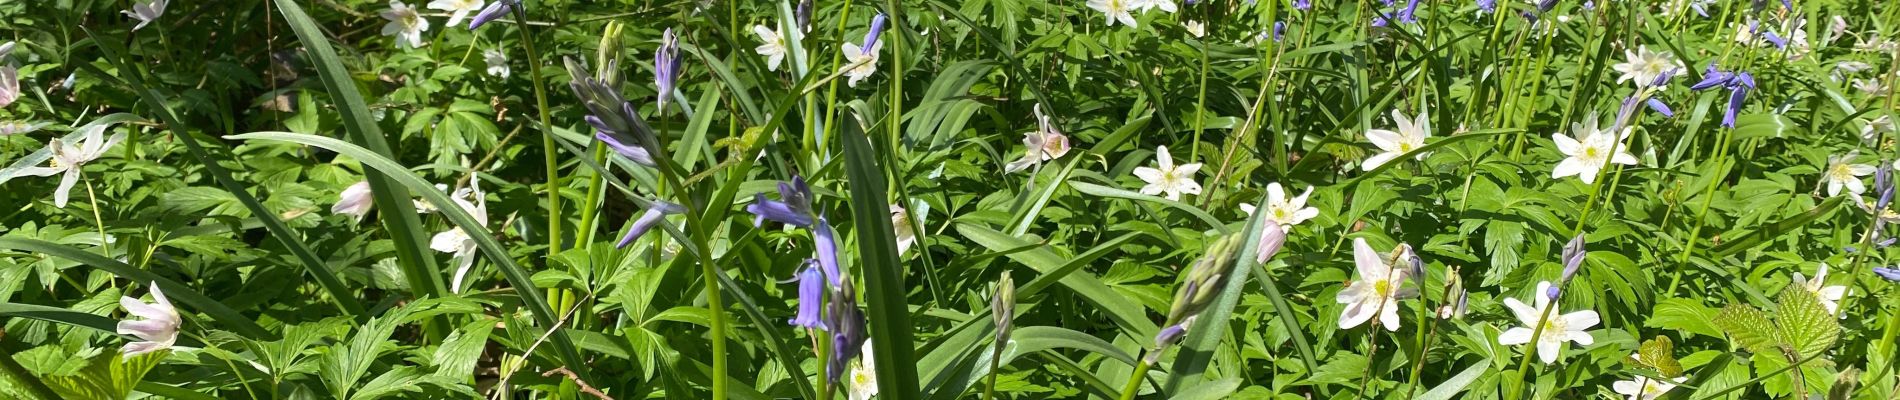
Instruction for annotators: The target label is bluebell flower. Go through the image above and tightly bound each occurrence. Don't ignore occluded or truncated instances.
[826,281,867,381]
[863,13,889,50]
[1690,1,1709,17]
[1582,0,1593,10]
[655,28,682,111]
[1520,11,1538,23]
[468,0,516,30]
[1536,0,1558,12]
[1762,30,1788,49]
[1272,21,1286,41]
[1372,13,1390,27]
[1876,167,1895,211]
[1154,319,1192,349]
[796,0,814,32]
[1689,64,1733,91]
[789,262,828,329]
[814,216,842,285]
[1477,0,1495,13]
[1294,0,1310,10]
[1876,267,1900,281]
[1397,0,1421,24]
[1645,98,1674,117]
[1723,72,1754,128]
[747,176,816,227]
[616,201,685,248]
[566,57,660,167]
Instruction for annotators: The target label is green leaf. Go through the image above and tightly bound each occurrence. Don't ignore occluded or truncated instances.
[1417,363,1488,400]
[42,351,166,400]
[431,319,494,379]
[1713,304,1780,357]
[1639,336,1685,378]
[839,112,923,399]
[0,239,271,338]
[1068,181,1230,234]
[1774,287,1838,359]
[1648,298,1724,340]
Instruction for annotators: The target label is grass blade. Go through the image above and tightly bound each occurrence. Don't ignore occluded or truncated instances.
[0,238,272,338]
[839,113,923,398]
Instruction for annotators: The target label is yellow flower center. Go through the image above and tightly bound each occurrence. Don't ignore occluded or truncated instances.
[1374,280,1391,297]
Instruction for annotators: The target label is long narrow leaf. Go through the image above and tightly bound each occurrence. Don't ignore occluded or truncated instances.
[0,238,272,338]
[838,113,923,398]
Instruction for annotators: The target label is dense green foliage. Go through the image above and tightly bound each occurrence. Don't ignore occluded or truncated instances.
[1,0,1899,398]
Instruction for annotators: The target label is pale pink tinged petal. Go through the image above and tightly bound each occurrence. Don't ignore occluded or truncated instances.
[1851,164,1878,175]
[1266,183,1287,206]
[1154,146,1175,170]
[1498,327,1534,345]
[1611,151,1639,166]
[1552,133,1582,155]
[1361,152,1400,171]
[1132,167,1164,183]
[1389,110,1414,135]
[54,169,79,208]
[1004,157,1037,173]
[1336,283,1367,303]
[1502,298,1539,326]
[120,298,168,321]
[1352,238,1385,281]
[1536,340,1562,364]
[1338,300,1375,329]
[1366,129,1403,151]
[122,341,168,356]
[1551,158,1588,180]
[1564,310,1601,330]
[1379,299,1403,331]
[117,319,171,340]
[148,284,174,312]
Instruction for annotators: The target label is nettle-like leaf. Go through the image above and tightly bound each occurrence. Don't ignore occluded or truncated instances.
[1775,287,1839,359]
[1634,336,1684,378]
[1714,304,1781,356]
[41,350,166,400]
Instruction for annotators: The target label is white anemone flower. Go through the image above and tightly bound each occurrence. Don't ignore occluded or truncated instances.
[380,1,431,50]
[1004,104,1072,173]
[17,123,126,208]
[483,49,510,78]
[840,41,883,87]
[119,282,181,356]
[847,340,879,400]
[1612,375,1685,400]
[1609,45,1683,87]
[0,66,18,109]
[1087,0,1139,28]
[1133,145,1203,201]
[1239,182,1319,227]
[124,0,169,31]
[431,181,488,293]
[1336,238,1416,331]
[753,24,789,71]
[891,204,917,256]
[1792,263,1848,315]
[1185,20,1206,38]
[1135,0,1178,13]
[1824,152,1876,197]
[427,0,485,28]
[1862,115,1894,143]
[332,181,375,222]
[1363,110,1431,171]
[1551,114,1638,184]
[1499,281,1600,364]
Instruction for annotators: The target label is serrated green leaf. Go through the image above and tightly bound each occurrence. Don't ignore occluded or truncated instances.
[1639,336,1684,378]
[1775,287,1839,359]
[1713,304,1780,356]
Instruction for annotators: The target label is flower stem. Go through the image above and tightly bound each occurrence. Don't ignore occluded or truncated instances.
[82,173,110,259]
[1114,360,1153,400]
[508,1,563,254]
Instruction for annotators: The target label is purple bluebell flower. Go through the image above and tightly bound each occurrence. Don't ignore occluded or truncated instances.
[655,28,682,111]
[1397,0,1422,24]
[1154,319,1191,348]
[863,13,889,50]
[1762,30,1788,49]
[592,118,656,166]
[1477,0,1495,13]
[1881,238,1897,248]
[796,0,814,32]
[1582,0,1594,10]
[826,281,867,381]
[468,0,517,30]
[1272,21,1287,42]
[1690,64,1734,91]
[1380,0,1395,6]
[1645,98,1675,117]
[1876,267,1900,281]
[814,216,843,286]
[1876,167,1895,211]
[1690,2,1709,17]
[747,176,816,227]
[789,262,828,329]
[1294,0,1311,10]
[1536,0,1558,12]
[1652,68,1679,88]
[615,201,685,248]
[1520,11,1538,23]
[1372,13,1390,27]
[1723,72,1754,128]
[566,57,661,168]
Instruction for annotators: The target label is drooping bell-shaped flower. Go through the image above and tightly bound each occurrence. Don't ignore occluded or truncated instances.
[565,57,660,168]
[615,200,685,248]
[747,175,816,227]
[789,261,828,330]
[118,282,181,356]
[655,28,683,111]
[467,0,517,30]
[827,280,868,381]
[814,216,843,285]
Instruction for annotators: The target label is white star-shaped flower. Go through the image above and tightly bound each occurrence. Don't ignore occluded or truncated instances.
[847,340,879,400]
[380,1,431,50]
[1498,281,1599,364]
[1363,109,1431,171]
[1240,182,1319,227]
[1609,45,1683,87]
[1133,145,1202,201]
[431,181,489,293]
[1551,114,1638,184]
[483,49,511,78]
[1824,151,1876,197]
[1337,238,1416,331]
[119,282,181,356]
[1087,0,1138,28]
[1612,375,1685,400]
[840,41,883,87]
[427,0,485,28]
[17,123,125,208]
[1793,263,1848,316]
[754,24,790,71]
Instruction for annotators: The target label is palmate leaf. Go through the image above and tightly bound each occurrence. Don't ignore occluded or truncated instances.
[1775,287,1839,359]
[1713,304,1780,357]
[41,351,166,400]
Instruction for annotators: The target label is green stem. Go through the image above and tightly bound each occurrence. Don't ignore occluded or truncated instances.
[577,145,609,245]
[1115,361,1153,400]
[509,1,563,254]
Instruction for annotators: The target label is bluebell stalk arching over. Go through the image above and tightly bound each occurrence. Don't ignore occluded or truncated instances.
[790,261,829,330]
[615,200,685,248]
[747,175,817,228]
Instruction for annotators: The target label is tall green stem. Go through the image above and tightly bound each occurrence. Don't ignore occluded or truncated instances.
[1115,361,1153,400]
[509,3,563,254]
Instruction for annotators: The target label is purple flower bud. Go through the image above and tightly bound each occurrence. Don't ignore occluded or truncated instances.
[1519,11,1538,23]
[1295,0,1311,10]
[1722,72,1753,128]
[594,129,656,166]
[1582,0,1593,10]
[789,262,828,329]
[746,176,816,227]
[1875,267,1900,282]
[863,13,889,50]
[1477,0,1495,13]
[1877,167,1895,210]
[655,28,682,111]
[796,0,814,32]
[1880,238,1897,248]
[1272,21,1286,42]
[1154,322,1190,348]
[1846,245,1859,253]
[1255,221,1286,263]
[1545,285,1563,300]
[814,217,843,286]
[615,201,685,248]
[1397,0,1421,24]
[1763,30,1788,49]
[1645,98,1674,117]
[1779,0,1792,11]
[1372,14,1390,27]
[1536,0,1558,12]
[468,0,516,30]
[826,282,867,381]
[1690,64,1733,91]
[1559,234,1586,284]
[1651,68,1678,87]
[1691,3,1708,17]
